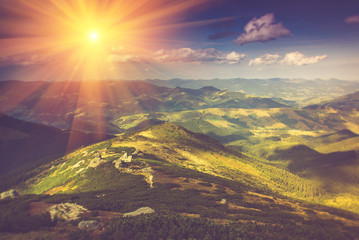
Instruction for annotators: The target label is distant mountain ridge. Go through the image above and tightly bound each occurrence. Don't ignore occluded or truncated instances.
[145,78,359,106]
[306,91,359,111]
[0,80,286,133]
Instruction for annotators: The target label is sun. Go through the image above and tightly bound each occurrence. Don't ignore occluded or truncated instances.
[0,0,207,81]
[89,31,99,42]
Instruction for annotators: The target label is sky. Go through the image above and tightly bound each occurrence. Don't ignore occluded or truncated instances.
[0,0,358,81]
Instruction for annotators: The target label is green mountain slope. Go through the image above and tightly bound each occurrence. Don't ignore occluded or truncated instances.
[304,91,359,134]
[0,113,114,191]
[21,123,317,198]
[3,123,359,239]
[14,123,358,210]
[306,91,359,111]
[113,107,359,158]
[113,110,359,212]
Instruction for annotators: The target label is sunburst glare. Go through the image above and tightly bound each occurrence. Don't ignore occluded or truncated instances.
[0,0,207,150]
[89,31,99,42]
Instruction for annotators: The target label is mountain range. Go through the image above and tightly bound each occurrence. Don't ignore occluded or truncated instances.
[1,79,359,239]
[2,122,359,239]
[145,78,359,106]
[0,80,286,133]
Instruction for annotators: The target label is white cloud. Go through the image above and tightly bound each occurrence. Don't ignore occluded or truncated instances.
[225,51,247,64]
[106,54,145,63]
[345,15,359,24]
[154,48,247,64]
[106,48,247,65]
[234,13,292,45]
[107,46,148,63]
[249,53,281,66]
[280,51,327,66]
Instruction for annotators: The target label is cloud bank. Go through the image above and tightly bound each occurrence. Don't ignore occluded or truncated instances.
[234,13,292,45]
[249,54,281,66]
[154,48,247,64]
[106,47,247,65]
[249,52,327,66]
[280,51,327,66]
[106,46,147,64]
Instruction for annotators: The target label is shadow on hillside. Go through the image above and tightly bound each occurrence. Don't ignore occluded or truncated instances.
[268,144,359,187]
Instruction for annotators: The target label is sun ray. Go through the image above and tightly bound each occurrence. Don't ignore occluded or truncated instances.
[0,0,210,149]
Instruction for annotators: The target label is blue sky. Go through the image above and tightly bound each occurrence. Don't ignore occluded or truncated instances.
[0,0,358,81]
[150,0,359,80]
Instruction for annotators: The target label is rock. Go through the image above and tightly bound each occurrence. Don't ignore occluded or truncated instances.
[48,203,88,221]
[76,168,85,174]
[123,207,155,217]
[88,157,105,168]
[0,189,19,199]
[120,152,132,163]
[141,167,154,188]
[78,220,101,230]
[220,199,227,204]
[71,160,85,169]
[113,158,123,169]
[148,174,154,188]
[113,152,132,169]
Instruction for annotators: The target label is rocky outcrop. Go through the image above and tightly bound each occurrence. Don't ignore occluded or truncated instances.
[48,203,88,221]
[78,220,101,230]
[123,207,155,217]
[0,189,19,199]
[88,157,106,168]
[113,158,122,169]
[148,174,154,188]
[113,152,132,169]
[120,152,132,163]
[141,167,154,188]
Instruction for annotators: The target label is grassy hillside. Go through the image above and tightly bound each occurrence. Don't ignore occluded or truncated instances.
[306,91,359,111]
[113,110,359,212]
[1,123,358,239]
[20,123,317,198]
[13,122,357,211]
[113,108,329,159]
[0,113,114,191]
[113,107,359,158]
